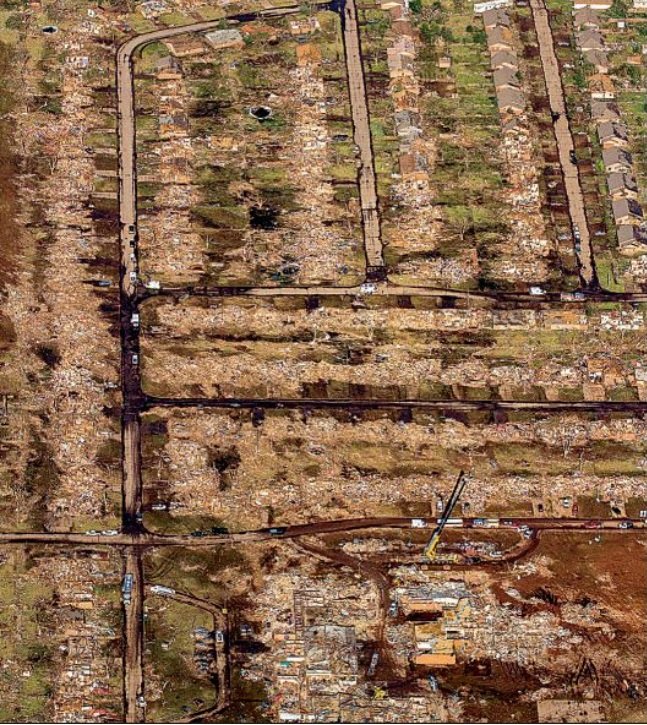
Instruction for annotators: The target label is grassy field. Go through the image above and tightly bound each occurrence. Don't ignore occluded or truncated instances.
[145,597,217,723]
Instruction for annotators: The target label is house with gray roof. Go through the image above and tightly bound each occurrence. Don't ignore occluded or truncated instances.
[603,147,633,173]
[612,197,643,225]
[598,121,629,148]
[607,172,639,198]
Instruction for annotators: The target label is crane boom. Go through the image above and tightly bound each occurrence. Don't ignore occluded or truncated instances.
[424,471,468,560]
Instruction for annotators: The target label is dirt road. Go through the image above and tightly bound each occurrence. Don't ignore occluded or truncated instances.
[342,0,384,271]
[530,0,595,287]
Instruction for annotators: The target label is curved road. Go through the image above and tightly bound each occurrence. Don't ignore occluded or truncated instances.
[108,2,646,720]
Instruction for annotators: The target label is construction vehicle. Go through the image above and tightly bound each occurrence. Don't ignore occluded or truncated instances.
[424,471,469,561]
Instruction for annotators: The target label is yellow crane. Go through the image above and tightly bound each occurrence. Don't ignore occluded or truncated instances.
[424,471,469,561]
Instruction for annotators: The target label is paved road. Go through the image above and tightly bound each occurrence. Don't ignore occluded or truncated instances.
[105,3,637,720]
[146,282,647,304]
[342,0,384,270]
[145,395,647,414]
[0,516,642,547]
[123,549,145,723]
[123,416,142,529]
[115,8,321,720]
[530,0,596,287]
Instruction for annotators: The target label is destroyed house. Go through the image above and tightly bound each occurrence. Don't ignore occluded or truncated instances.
[163,36,205,57]
[588,73,615,99]
[204,29,244,50]
[155,55,182,80]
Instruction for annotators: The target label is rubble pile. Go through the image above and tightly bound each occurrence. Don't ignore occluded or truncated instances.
[1,2,120,531]
[143,298,647,401]
[378,0,447,283]
[138,15,364,287]
[574,8,647,256]
[143,409,647,528]
[47,552,122,722]
[139,58,205,284]
[479,3,553,284]
[234,569,447,722]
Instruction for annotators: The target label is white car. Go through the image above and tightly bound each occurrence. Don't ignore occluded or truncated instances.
[101,529,119,536]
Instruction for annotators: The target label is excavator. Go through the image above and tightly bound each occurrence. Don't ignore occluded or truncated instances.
[424,470,469,561]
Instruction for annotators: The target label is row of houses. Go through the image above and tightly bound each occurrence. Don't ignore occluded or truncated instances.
[381,0,429,184]
[483,5,525,118]
[575,8,647,255]
[476,0,553,283]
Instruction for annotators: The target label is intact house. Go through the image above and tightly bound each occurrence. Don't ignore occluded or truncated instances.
[486,25,514,52]
[606,172,638,199]
[491,49,517,69]
[577,28,604,51]
[573,0,612,9]
[591,100,621,122]
[482,7,510,28]
[617,224,647,255]
[612,197,644,226]
[496,87,525,115]
[603,147,633,173]
[573,8,600,28]
[598,121,629,148]
[493,66,520,90]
